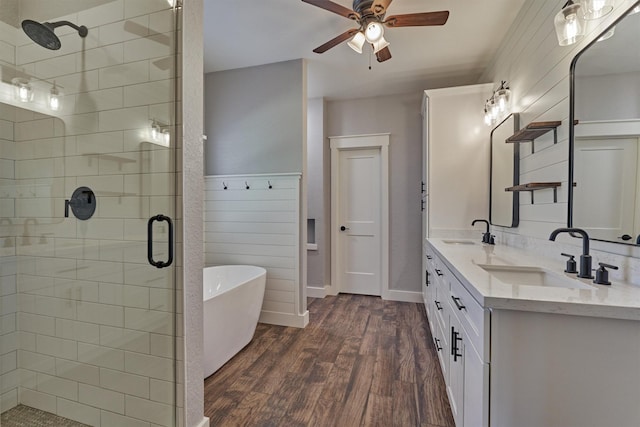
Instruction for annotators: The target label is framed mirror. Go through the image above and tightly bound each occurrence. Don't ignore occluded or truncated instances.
[490,113,520,227]
[569,1,640,245]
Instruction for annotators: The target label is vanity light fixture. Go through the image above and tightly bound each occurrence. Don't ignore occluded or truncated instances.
[579,0,614,20]
[483,81,512,126]
[149,120,171,147]
[495,81,511,113]
[554,1,586,46]
[48,82,62,111]
[11,77,34,103]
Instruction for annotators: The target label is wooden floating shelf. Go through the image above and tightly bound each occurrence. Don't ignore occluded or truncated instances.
[505,182,562,204]
[506,121,562,143]
[505,120,578,154]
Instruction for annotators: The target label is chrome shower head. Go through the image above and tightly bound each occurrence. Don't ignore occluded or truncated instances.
[21,19,88,50]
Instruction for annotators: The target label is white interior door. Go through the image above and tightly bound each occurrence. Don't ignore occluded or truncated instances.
[574,138,638,241]
[336,147,382,295]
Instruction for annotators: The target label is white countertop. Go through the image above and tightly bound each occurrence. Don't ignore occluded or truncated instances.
[427,238,640,321]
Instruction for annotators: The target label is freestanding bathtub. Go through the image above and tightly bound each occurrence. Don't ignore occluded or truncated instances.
[203,265,266,379]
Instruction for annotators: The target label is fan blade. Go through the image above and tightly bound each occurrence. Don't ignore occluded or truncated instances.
[372,0,393,16]
[313,29,359,53]
[384,11,449,27]
[301,0,360,21]
[376,46,392,63]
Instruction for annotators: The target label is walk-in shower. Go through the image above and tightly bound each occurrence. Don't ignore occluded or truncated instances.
[0,1,182,426]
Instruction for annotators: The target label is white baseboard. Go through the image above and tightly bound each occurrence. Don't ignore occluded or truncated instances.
[259,310,309,328]
[307,285,329,298]
[383,290,423,303]
[193,417,210,427]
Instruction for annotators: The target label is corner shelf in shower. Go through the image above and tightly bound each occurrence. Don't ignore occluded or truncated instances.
[505,182,562,204]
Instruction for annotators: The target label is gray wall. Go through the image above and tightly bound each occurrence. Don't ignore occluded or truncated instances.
[326,93,423,292]
[306,97,329,288]
[204,59,305,175]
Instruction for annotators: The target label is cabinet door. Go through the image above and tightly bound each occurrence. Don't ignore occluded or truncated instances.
[448,313,465,427]
[463,340,488,427]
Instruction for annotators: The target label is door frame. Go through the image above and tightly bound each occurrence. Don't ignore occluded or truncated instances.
[329,133,389,298]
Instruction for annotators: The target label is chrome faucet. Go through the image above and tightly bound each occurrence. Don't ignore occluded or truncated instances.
[549,227,593,279]
[472,219,493,244]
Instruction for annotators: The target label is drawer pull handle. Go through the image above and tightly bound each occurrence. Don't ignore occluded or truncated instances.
[435,300,443,311]
[435,269,444,277]
[451,296,466,311]
[451,327,463,361]
[434,338,442,351]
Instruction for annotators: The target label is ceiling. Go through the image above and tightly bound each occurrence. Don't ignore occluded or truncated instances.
[203,0,527,100]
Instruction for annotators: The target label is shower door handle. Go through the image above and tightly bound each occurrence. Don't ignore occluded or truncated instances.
[147,214,174,268]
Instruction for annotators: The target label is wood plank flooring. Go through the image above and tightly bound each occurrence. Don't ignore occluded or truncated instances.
[204,294,455,427]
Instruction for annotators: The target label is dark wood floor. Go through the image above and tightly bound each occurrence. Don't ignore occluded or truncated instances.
[204,294,455,427]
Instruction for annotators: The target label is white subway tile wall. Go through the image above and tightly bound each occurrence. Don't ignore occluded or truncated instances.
[0,0,180,425]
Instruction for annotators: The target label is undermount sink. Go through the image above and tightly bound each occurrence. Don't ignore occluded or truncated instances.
[478,264,594,290]
[442,239,475,245]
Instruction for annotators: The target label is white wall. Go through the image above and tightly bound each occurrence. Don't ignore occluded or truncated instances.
[204,59,305,175]
[482,0,640,284]
[326,93,423,293]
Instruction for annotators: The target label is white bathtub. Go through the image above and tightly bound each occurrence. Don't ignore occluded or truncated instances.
[203,265,266,379]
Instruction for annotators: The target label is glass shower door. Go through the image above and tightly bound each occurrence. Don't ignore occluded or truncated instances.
[0,1,179,426]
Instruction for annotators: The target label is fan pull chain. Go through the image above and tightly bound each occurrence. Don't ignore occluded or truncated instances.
[369,46,372,70]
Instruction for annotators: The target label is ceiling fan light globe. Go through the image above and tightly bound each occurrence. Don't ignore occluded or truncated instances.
[372,36,390,53]
[364,21,384,43]
[347,31,366,53]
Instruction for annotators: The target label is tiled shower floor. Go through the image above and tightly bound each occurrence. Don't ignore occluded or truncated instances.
[0,405,91,427]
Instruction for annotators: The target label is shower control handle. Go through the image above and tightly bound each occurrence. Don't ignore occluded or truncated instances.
[147,214,174,269]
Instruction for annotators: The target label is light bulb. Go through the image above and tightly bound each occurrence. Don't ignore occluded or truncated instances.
[150,122,160,141]
[12,78,33,103]
[484,108,492,126]
[495,86,511,113]
[555,3,585,46]
[162,129,170,146]
[364,21,384,43]
[48,84,62,111]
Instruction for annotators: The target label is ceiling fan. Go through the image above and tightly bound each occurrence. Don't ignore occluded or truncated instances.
[302,0,449,63]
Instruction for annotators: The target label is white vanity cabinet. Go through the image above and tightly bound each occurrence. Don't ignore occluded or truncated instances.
[425,238,640,427]
[425,245,489,427]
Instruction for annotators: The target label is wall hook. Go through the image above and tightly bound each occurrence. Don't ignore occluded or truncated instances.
[268,181,272,189]
[223,182,227,190]
[245,181,250,190]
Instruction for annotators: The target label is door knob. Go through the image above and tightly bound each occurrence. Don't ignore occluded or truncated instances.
[340,226,349,231]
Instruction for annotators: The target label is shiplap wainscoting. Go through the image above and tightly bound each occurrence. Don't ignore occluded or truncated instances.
[204,174,309,327]
[481,0,640,284]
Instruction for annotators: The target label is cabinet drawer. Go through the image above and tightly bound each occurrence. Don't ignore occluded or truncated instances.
[449,276,487,360]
